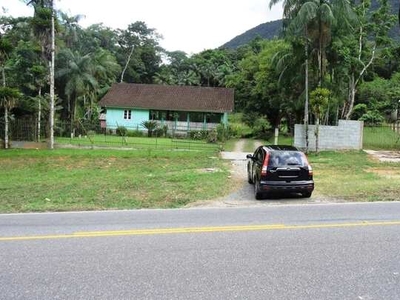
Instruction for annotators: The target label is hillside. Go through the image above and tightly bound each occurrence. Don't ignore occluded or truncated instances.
[222,0,399,49]
[222,19,283,49]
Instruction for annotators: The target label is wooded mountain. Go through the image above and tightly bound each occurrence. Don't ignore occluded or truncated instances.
[222,20,283,49]
[222,0,399,49]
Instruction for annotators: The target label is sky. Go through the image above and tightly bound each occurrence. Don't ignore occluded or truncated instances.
[1,0,283,55]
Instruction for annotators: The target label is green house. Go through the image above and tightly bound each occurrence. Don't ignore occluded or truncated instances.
[99,83,234,134]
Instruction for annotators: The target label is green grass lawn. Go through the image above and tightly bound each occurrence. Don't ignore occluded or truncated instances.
[0,148,231,213]
[363,126,400,150]
[310,150,400,201]
[0,147,399,213]
[56,135,220,151]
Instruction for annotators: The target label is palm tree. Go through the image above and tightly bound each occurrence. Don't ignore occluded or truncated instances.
[287,0,355,86]
[25,0,56,148]
[0,87,20,149]
[269,0,312,151]
[56,48,98,124]
[86,49,120,120]
[0,30,19,149]
[59,12,84,49]
[269,0,354,152]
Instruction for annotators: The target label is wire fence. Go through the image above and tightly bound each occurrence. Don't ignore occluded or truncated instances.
[363,123,400,150]
[1,119,221,152]
[2,119,400,151]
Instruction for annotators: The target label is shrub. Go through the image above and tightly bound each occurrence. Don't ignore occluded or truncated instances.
[242,111,260,128]
[216,123,233,142]
[127,130,144,137]
[359,111,385,126]
[207,130,218,143]
[116,126,128,136]
[352,104,368,120]
[189,130,208,140]
[141,120,158,137]
[252,117,272,139]
[162,125,168,137]
[154,128,165,137]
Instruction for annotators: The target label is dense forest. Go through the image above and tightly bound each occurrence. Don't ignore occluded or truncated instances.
[223,0,399,49]
[1,0,400,148]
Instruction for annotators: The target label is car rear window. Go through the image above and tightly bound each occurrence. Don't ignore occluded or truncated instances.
[268,151,307,167]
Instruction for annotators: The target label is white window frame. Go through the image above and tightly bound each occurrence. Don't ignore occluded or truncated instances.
[123,110,132,120]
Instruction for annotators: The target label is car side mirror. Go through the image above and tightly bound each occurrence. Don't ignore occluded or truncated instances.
[246,154,254,159]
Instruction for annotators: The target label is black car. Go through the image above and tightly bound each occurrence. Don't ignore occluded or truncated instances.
[246,145,314,199]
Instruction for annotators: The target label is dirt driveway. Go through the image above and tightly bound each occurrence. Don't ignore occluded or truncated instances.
[187,140,343,208]
[187,140,400,208]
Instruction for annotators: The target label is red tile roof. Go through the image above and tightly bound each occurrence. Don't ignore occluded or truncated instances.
[99,83,234,113]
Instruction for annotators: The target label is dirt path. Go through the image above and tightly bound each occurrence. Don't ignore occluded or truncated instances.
[232,139,246,152]
[187,140,400,208]
[188,139,341,208]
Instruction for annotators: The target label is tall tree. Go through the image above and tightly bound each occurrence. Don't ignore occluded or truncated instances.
[287,0,355,86]
[58,12,85,49]
[269,0,313,151]
[56,48,97,124]
[116,21,162,83]
[310,87,330,153]
[0,87,20,149]
[25,0,56,148]
[12,41,47,141]
[0,33,16,149]
[340,0,396,119]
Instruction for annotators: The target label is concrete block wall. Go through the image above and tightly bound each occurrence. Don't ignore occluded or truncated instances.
[294,120,363,151]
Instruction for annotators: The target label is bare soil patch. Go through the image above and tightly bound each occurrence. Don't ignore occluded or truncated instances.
[364,150,400,163]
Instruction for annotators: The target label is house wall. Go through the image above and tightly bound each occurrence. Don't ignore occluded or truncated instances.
[294,120,364,151]
[106,108,149,129]
[104,108,229,132]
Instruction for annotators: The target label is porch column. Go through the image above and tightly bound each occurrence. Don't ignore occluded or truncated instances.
[203,114,207,130]
[187,113,190,132]
[222,113,228,125]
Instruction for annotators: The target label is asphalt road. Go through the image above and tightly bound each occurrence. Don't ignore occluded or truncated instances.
[1,202,400,299]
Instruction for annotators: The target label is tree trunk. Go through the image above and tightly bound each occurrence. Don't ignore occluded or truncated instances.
[37,87,42,142]
[2,67,8,149]
[120,46,135,83]
[318,19,323,87]
[315,117,320,153]
[4,105,8,149]
[345,73,356,120]
[49,0,55,149]
[304,26,310,153]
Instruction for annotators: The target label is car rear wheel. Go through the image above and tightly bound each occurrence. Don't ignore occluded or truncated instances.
[302,191,312,198]
[247,170,254,184]
[254,180,263,200]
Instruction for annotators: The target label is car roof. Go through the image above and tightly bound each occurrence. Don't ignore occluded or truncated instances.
[262,145,299,151]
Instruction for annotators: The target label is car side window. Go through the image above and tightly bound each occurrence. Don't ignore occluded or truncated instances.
[255,148,264,162]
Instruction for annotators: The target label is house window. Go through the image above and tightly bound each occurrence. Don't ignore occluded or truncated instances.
[190,112,204,122]
[124,110,132,120]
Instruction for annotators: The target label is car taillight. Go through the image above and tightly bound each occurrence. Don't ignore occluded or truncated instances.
[308,165,313,176]
[302,153,313,176]
[261,153,270,176]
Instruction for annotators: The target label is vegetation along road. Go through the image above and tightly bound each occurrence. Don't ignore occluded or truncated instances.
[1,202,400,299]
